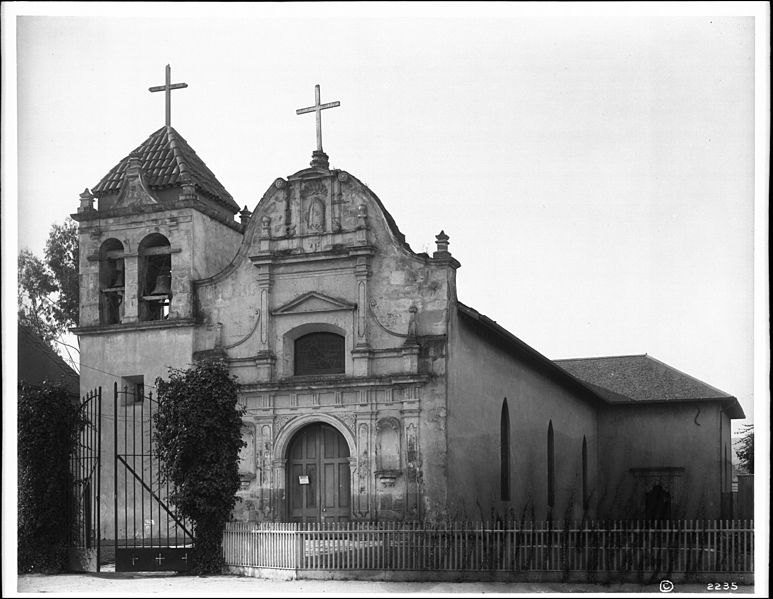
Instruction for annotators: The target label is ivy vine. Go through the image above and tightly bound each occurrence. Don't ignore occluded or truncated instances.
[18,381,86,573]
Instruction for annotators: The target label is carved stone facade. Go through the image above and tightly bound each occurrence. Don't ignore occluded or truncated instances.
[201,162,454,522]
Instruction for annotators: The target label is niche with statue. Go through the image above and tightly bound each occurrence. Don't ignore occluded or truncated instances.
[375,417,406,520]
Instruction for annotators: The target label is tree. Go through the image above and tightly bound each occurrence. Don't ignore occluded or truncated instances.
[734,424,753,474]
[18,218,79,351]
[153,360,245,574]
[18,249,59,346]
[45,217,79,330]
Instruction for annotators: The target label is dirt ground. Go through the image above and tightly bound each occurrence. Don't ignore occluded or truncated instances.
[11,570,756,597]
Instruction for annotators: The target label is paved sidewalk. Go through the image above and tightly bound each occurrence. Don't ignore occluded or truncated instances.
[12,571,756,596]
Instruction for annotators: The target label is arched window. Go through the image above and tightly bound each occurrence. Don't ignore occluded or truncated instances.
[138,233,172,321]
[547,420,555,511]
[99,238,125,325]
[294,332,345,376]
[500,399,510,501]
[582,436,588,512]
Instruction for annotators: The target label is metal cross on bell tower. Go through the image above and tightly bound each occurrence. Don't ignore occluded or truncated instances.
[149,64,188,128]
[296,84,340,169]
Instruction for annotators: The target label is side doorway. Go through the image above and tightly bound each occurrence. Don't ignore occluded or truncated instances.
[287,423,351,522]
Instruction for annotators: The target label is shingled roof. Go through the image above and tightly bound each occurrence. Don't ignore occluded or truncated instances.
[92,126,239,213]
[554,354,743,416]
[18,324,80,396]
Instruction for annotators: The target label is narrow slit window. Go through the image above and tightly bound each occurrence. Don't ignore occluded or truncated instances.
[582,436,588,511]
[501,399,510,501]
[547,420,555,510]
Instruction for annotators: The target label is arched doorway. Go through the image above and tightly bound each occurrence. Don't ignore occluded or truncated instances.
[287,423,351,522]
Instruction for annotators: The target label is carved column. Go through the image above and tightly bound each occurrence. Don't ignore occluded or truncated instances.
[355,419,373,519]
[348,456,358,519]
[252,222,275,380]
[351,204,372,376]
[402,388,422,521]
[271,458,287,522]
[256,423,274,520]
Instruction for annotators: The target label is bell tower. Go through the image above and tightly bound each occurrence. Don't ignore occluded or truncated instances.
[72,66,244,330]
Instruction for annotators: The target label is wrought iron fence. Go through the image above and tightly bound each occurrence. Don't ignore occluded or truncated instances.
[223,520,754,575]
[66,387,101,571]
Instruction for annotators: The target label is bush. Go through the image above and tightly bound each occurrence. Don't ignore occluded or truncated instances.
[154,360,245,574]
[18,381,85,573]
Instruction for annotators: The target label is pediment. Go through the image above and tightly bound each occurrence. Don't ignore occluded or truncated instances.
[116,172,159,207]
[272,292,356,315]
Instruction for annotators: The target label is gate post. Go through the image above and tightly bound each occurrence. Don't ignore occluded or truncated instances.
[96,386,102,571]
[114,381,118,558]
[66,386,103,572]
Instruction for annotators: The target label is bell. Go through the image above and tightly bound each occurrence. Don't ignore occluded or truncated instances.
[150,273,172,296]
[110,261,124,287]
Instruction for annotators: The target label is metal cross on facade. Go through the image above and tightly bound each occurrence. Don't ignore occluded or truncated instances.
[149,64,188,127]
[296,84,340,152]
[155,553,165,566]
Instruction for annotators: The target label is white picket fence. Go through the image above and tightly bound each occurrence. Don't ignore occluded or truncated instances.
[223,520,754,575]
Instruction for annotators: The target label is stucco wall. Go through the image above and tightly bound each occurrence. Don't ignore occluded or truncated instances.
[79,326,195,540]
[446,309,599,522]
[597,402,726,519]
[190,210,243,279]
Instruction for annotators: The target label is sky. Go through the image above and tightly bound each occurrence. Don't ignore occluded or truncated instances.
[2,2,768,437]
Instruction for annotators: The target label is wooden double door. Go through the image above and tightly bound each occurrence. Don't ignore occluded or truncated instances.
[287,423,351,522]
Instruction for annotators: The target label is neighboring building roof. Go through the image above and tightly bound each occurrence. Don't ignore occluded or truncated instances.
[554,354,745,418]
[18,324,80,397]
[92,126,239,213]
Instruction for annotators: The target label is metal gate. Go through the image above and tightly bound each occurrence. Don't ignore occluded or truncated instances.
[66,387,101,571]
[114,382,193,571]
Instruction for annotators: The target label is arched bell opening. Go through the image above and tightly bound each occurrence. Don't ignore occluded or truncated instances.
[138,233,172,321]
[99,238,125,325]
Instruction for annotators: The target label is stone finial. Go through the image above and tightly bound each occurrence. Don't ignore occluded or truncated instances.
[240,205,252,226]
[127,152,143,173]
[356,204,369,243]
[78,188,95,213]
[179,180,197,202]
[310,150,330,170]
[434,230,450,257]
[404,305,419,347]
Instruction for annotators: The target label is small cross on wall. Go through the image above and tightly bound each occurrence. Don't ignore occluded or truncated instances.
[155,552,165,566]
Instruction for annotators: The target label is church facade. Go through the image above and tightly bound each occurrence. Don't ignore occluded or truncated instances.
[72,84,743,540]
